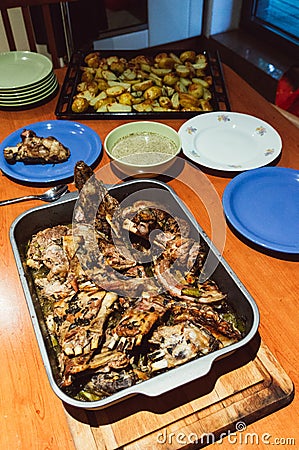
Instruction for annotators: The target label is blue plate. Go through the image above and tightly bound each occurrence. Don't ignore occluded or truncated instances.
[223,167,299,253]
[0,120,102,183]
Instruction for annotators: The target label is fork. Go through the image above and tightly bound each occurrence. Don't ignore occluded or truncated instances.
[0,184,69,206]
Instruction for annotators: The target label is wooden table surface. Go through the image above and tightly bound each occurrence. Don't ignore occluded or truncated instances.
[0,64,298,450]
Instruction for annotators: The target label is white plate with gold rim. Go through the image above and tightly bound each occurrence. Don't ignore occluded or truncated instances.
[179,112,282,171]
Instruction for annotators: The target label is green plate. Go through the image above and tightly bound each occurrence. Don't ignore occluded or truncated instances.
[0,51,53,90]
[0,73,56,102]
[0,78,58,107]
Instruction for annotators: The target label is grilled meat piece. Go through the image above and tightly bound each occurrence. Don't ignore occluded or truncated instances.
[148,321,220,372]
[74,161,120,240]
[74,160,94,191]
[26,225,72,272]
[3,129,70,164]
[88,369,137,396]
[26,165,246,400]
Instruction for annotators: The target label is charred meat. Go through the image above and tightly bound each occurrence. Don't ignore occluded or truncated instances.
[25,163,246,401]
[3,129,70,164]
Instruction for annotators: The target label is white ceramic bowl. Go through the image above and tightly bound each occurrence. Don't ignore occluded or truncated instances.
[104,121,181,177]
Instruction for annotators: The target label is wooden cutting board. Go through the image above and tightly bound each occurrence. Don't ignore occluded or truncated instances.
[64,336,293,450]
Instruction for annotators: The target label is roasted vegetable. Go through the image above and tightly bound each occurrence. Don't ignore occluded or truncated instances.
[71,97,89,113]
[71,50,214,114]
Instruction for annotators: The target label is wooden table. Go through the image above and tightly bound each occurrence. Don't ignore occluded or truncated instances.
[0,65,298,450]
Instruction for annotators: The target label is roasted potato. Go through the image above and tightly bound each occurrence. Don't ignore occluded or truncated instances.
[180,50,196,63]
[81,71,95,83]
[199,99,213,111]
[86,81,99,95]
[130,55,151,65]
[188,83,204,99]
[110,60,126,75]
[102,70,118,81]
[159,96,172,109]
[71,49,214,114]
[154,52,168,64]
[151,67,172,76]
[157,57,175,69]
[84,52,101,68]
[97,79,109,91]
[106,85,126,97]
[94,96,116,111]
[192,77,209,88]
[144,86,162,101]
[108,103,132,112]
[122,68,137,80]
[195,53,208,68]
[71,97,89,113]
[132,79,153,92]
[118,92,135,106]
[171,92,180,109]
[175,65,191,78]
[163,73,179,86]
[133,100,153,112]
[179,93,200,109]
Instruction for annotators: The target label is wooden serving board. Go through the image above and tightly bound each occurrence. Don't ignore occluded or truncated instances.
[64,336,294,450]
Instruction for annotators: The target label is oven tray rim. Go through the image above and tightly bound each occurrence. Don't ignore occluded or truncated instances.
[9,180,259,410]
[55,48,231,120]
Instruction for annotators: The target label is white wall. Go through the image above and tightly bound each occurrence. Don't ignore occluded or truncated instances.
[0,0,240,53]
[94,0,204,50]
[0,9,29,52]
[203,0,242,37]
[94,30,148,50]
[147,0,204,47]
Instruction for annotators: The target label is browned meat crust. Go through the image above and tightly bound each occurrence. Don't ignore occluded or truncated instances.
[3,129,70,164]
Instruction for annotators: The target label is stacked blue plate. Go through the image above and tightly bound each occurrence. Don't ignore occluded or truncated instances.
[0,51,58,108]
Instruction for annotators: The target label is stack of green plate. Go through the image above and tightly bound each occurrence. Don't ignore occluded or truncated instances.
[0,51,59,109]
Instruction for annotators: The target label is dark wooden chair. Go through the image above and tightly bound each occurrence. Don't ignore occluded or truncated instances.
[0,0,77,68]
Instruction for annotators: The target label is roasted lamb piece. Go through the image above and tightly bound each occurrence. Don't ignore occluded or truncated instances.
[74,160,94,191]
[25,162,246,400]
[3,129,70,164]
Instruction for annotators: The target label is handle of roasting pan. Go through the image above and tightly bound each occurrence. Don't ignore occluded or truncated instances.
[136,357,214,397]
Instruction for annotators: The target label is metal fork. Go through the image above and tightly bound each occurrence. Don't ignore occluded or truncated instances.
[0,184,69,206]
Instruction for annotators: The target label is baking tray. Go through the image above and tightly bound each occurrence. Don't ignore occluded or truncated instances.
[55,49,231,120]
[10,180,259,410]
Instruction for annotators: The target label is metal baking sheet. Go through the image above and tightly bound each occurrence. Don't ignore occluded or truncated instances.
[10,180,259,410]
[55,49,231,120]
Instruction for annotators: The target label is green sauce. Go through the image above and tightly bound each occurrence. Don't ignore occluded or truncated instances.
[110,131,177,165]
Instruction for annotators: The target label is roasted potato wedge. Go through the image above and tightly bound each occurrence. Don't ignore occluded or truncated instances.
[144,86,162,101]
[180,50,196,63]
[71,49,215,114]
[163,73,179,86]
[84,52,101,68]
[175,65,191,77]
[132,80,153,92]
[179,93,200,109]
[71,97,89,113]
[159,96,172,108]
[106,85,126,97]
[118,92,135,106]
[102,70,118,81]
[188,83,204,99]
[151,67,172,76]
[157,57,175,69]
